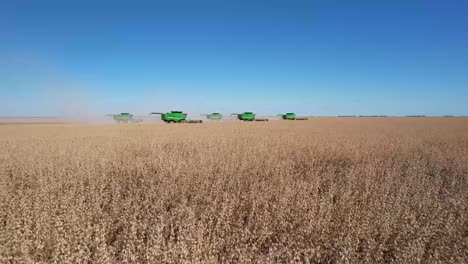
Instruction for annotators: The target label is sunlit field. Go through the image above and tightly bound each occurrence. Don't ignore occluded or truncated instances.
[1,118,467,263]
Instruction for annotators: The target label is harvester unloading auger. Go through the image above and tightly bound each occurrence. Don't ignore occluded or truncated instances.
[278,113,308,120]
[202,113,223,120]
[231,112,269,121]
[106,113,143,123]
[150,111,203,123]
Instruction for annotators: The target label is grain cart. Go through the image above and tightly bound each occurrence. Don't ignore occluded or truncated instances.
[279,113,308,120]
[202,113,223,120]
[150,111,203,123]
[106,113,142,123]
[231,112,269,122]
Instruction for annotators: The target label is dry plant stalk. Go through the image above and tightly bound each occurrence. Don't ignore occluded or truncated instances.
[0,118,467,263]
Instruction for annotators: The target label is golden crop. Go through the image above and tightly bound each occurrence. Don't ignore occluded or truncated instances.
[1,118,467,263]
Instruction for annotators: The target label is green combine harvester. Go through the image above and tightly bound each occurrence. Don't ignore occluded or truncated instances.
[279,113,308,120]
[202,113,223,120]
[231,112,269,122]
[150,111,202,123]
[107,113,141,123]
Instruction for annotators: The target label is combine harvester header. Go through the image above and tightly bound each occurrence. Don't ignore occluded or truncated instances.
[150,111,202,123]
[231,112,269,122]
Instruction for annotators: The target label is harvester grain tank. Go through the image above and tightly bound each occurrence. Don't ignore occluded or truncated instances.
[231,112,268,121]
[279,113,308,120]
[150,111,202,123]
[202,113,223,120]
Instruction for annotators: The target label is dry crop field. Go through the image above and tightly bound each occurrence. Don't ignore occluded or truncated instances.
[1,118,467,263]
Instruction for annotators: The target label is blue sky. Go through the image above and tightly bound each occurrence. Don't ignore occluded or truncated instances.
[1,0,467,116]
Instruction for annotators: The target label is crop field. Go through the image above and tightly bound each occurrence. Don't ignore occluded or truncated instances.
[0,118,467,263]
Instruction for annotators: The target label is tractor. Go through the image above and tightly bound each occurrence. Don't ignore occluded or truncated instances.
[202,113,223,120]
[279,113,308,120]
[231,112,268,122]
[150,111,202,123]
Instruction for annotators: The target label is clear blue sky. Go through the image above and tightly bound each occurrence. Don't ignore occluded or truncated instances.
[1,0,467,116]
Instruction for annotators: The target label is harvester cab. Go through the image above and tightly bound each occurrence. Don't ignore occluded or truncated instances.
[150,111,202,123]
[279,113,308,120]
[202,113,223,120]
[231,112,268,122]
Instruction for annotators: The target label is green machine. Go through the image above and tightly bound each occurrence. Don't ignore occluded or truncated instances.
[279,113,308,120]
[202,113,223,120]
[150,111,202,123]
[107,113,138,123]
[231,112,269,122]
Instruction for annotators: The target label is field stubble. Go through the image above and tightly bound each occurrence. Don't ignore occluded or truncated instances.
[0,118,467,263]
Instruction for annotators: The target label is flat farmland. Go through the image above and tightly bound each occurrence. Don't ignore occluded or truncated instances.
[1,118,467,263]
